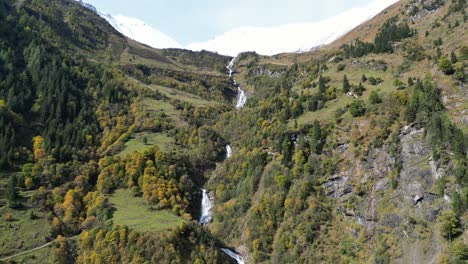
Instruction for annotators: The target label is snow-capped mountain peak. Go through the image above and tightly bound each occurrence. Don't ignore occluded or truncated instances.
[186,0,399,56]
[76,0,399,56]
[101,14,182,49]
[75,0,181,49]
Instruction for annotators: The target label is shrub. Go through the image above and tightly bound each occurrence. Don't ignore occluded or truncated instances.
[393,79,405,89]
[369,91,382,104]
[349,100,366,117]
[439,56,454,75]
[452,240,468,260]
[4,212,14,222]
[337,64,346,72]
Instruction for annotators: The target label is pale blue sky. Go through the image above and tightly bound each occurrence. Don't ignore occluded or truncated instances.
[85,0,375,45]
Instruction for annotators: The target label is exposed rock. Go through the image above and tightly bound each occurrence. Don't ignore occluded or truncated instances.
[336,143,349,154]
[251,64,287,78]
[324,176,351,198]
[356,216,366,227]
[382,213,402,228]
[375,178,389,191]
[408,0,444,19]
[350,59,387,71]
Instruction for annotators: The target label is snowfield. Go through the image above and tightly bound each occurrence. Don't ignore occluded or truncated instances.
[76,0,399,56]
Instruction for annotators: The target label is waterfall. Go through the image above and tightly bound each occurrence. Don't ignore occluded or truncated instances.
[221,248,245,264]
[226,145,233,158]
[235,87,247,109]
[199,189,213,225]
[226,57,247,109]
[227,57,235,77]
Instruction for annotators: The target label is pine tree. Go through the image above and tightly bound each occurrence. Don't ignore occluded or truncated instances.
[342,75,350,93]
[318,75,326,93]
[450,51,458,64]
[361,74,367,83]
[6,175,19,208]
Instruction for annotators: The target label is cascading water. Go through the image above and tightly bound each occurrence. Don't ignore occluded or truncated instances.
[226,145,233,158]
[197,58,247,263]
[221,248,245,264]
[199,189,213,225]
[235,87,247,110]
[227,57,235,78]
[226,57,247,109]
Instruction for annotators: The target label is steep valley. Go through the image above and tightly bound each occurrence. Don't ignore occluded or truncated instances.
[0,0,466,263]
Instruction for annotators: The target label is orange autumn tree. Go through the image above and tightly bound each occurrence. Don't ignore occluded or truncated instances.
[32,135,45,162]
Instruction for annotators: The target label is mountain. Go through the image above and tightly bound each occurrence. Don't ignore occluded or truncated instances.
[75,0,181,49]
[0,0,466,263]
[186,0,399,56]
[77,0,399,56]
[99,13,182,49]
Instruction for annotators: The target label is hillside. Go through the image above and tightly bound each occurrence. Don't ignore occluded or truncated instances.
[0,0,234,262]
[207,0,467,263]
[0,0,466,263]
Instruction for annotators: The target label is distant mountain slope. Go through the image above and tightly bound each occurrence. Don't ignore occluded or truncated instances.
[77,0,399,56]
[100,13,182,49]
[75,0,181,49]
[186,0,399,56]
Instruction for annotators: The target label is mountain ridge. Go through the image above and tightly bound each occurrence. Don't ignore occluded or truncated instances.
[76,0,399,56]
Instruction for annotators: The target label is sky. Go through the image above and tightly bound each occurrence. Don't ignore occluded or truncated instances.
[83,0,377,45]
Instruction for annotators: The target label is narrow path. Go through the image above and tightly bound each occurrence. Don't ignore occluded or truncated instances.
[0,236,77,262]
[0,241,54,262]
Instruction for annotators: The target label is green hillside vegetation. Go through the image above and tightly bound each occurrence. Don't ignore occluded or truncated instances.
[119,132,175,157]
[109,189,185,232]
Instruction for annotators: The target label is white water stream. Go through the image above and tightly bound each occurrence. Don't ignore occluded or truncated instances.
[197,58,247,264]
[199,189,213,225]
[221,248,246,264]
[226,145,233,158]
[226,57,247,109]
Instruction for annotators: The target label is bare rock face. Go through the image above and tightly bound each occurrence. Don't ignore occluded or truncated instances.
[330,126,451,262]
[251,64,287,78]
[324,175,352,198]
[407,0,445,19]
[351,59,387,71]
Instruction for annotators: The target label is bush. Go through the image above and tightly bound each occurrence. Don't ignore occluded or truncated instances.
[337,64,346,72]
[393,79,405,89]
[452,240,468,260]
[369,91,382,104]
[349,100,366,117]
[4,212,14,222]
[439,56,454,75]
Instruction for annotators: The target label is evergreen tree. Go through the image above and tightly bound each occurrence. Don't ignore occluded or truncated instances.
[361,74,367,83]
[6,175,19,208]
[450,51,458,63]
[318,75,326,93]
[342,75,350,93]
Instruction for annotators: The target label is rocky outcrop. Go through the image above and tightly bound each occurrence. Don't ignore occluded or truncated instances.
[350,59,387,71]
[250,64,287,78]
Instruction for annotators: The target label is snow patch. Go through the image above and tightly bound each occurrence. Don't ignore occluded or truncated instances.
[76,0,398,56]
[187,0,399,56]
